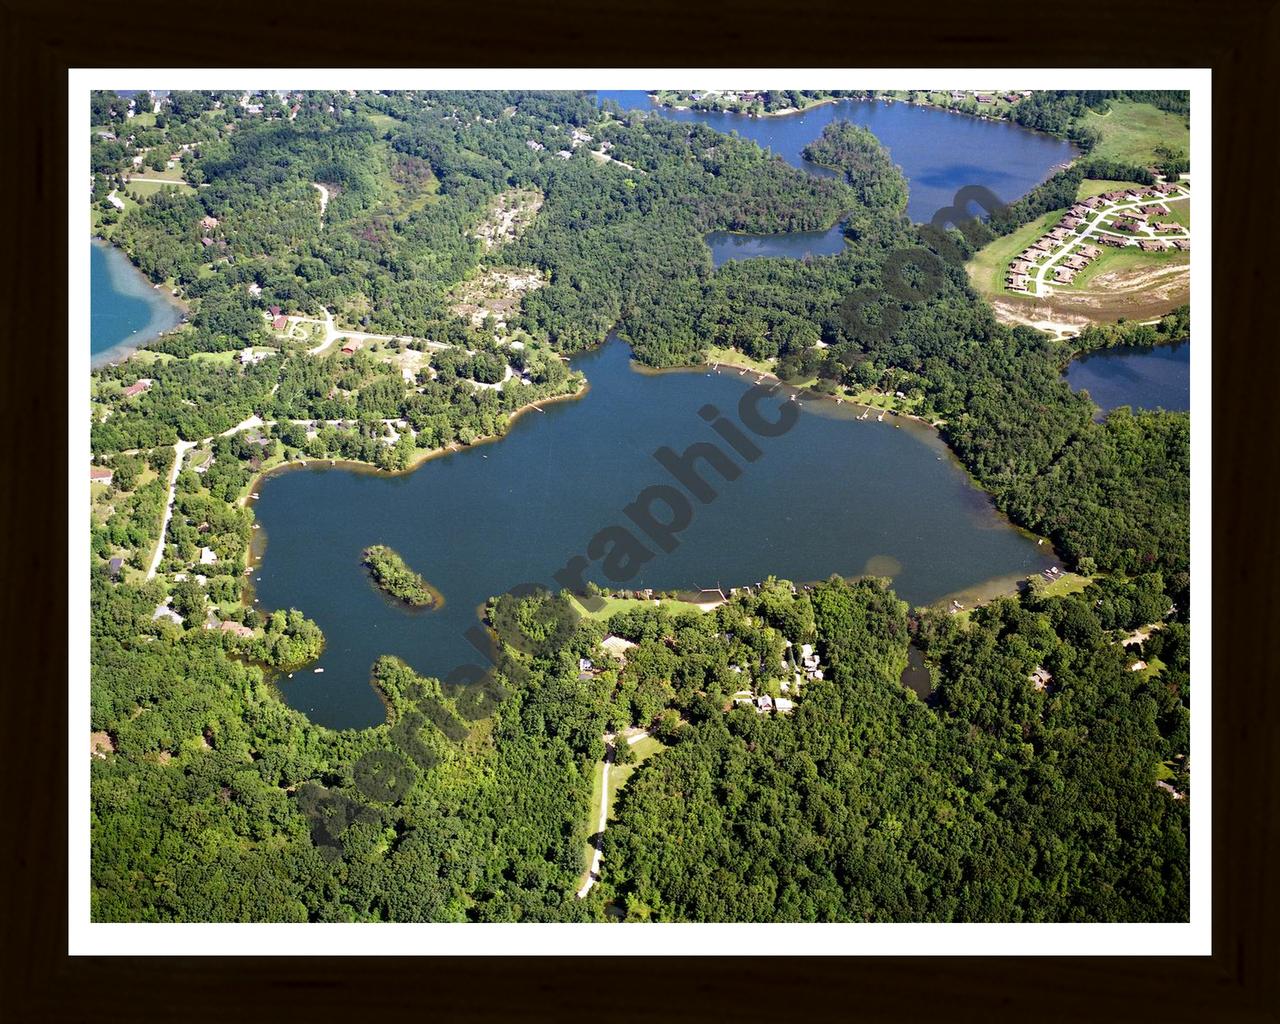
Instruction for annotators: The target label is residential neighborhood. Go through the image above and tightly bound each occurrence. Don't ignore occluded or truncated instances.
[1005,178,1190,297]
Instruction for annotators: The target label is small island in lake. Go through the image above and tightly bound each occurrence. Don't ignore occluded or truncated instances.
[362,545,442,608]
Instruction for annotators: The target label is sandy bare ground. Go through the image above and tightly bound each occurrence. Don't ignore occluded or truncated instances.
[313,182,331,226]
[450,267,547,327]
[473,188,543,249]
[990,259,1189,335]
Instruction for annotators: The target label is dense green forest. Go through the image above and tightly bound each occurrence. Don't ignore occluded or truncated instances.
[88,90,1191,923]
[604,577,1188,921]
[91,570,1189,921]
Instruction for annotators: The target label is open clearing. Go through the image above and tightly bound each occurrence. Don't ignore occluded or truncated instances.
[449,266,547,328]
[473,188,543,250]
[1080,101,1189,165]
[579,732,668,887]
[1075,178,1148,201]
[1036,571,1094,599]
[569,593,713,621]
[1067,245,1188,292]
[607,736,666,816]
[703,345,776,375]
[986,254,1189,335]
[124,178,197,198]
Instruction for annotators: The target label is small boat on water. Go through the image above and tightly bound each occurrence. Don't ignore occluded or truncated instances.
[314,667,325,673]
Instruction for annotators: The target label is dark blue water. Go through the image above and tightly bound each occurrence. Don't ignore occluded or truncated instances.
[91,240,182,365]
[706,222,847,267]
[254,337,1053,729]
[597,91,1078,224]
[1065,340,1190,416]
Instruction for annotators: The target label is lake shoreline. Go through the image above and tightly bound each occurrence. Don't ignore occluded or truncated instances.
[247,335,1059,728]
[650,92,1085,151]
[666,349,1067,574]
[658,96,843,120]
[90,237,189,368]
[240,379,591,579]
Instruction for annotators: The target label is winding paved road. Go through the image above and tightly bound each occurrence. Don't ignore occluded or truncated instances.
[297,310,452,357]
[1030,188,1190,298]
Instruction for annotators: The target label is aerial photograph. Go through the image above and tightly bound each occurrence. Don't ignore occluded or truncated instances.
[85,84,1193,927]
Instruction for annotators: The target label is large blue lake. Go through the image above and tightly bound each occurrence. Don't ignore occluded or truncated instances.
[91,239,182,366]
[596,91,1079,224]
[255,338,1054,730]
[1065,340,1191,416]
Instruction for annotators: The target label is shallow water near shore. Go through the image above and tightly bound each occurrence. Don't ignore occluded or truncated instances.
[90,239,183,366]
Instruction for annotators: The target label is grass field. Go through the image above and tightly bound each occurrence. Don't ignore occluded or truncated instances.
[579,733,669,874]
[189,350,237,367]
[126,350,176,366]
[966,208,1065,297]
[1080,101,1190,166]
[1075,178,1148,201]
[1036,571,1095,599]
[606,736,666,819]
[125,178,196,198]
[704,345,775,376]
[128,164,189,183]
[1163,198,1191,228]
[844,388,923,414]
[569,593,715,622]
[1135,654,1167,681]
